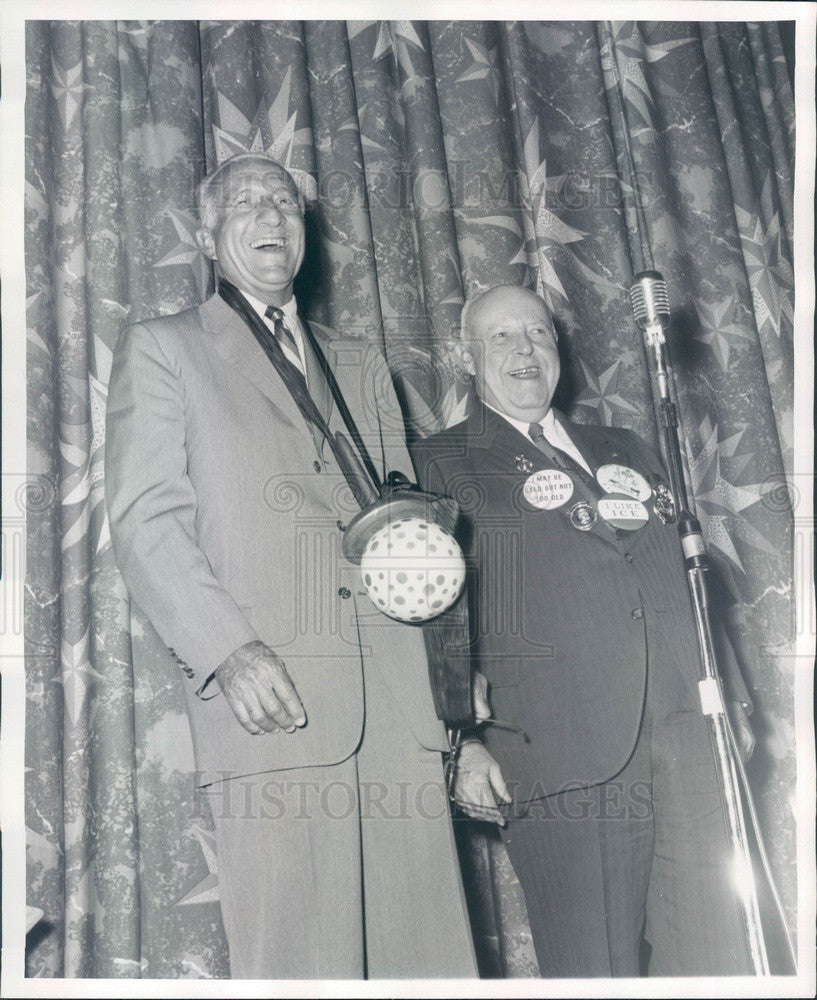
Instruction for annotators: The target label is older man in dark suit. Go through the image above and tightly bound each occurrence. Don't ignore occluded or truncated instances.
[412,283,754,977]
[105,153,477,979]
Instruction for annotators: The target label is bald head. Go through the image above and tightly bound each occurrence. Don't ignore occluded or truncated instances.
[457,285,560,423]
[197,154,302,230]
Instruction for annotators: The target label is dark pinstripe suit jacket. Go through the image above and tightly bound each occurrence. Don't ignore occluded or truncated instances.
[413,402,749,799]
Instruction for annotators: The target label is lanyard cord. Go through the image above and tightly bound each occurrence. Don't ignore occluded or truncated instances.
[218,279,380,506]
[299,311,382,491]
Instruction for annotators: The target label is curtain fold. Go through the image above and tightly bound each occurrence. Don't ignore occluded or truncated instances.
[24,19,796,978]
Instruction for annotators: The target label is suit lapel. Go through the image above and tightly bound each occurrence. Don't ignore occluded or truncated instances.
[464,401,515,457]
[302,319,334,431]
[199,294,314,447]
[560,419,654,546]
[299,318,336,462]
[560,418,633,478]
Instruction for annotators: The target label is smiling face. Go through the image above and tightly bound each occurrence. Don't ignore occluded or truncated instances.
[195,158,305,306]
[458,286,560,423]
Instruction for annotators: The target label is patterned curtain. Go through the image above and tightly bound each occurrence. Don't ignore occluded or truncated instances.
[25,20,795,977]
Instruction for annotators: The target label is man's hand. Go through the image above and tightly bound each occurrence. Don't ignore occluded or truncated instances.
[729,701,755,764]
[452,741,511,826]
[472,670,492,722]
[215,639,306,736]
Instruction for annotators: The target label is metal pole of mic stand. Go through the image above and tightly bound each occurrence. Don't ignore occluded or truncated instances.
[643,316,770,975]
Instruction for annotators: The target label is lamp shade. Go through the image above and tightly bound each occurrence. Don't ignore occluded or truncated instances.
[360,517,465,623]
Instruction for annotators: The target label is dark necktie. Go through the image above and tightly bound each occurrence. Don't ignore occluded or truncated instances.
[528,422,599,494]
[265,306,302,372]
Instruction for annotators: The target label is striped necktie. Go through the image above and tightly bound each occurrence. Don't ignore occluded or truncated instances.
[265,306,302,371]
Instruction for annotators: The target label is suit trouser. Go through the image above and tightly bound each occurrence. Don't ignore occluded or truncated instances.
[205,653,478,979]
[500,606,752,977]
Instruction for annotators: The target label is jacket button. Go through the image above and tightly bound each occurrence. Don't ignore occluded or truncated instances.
[338,587,352,599]
[336,520,346,531]
[631,608,643,620]
[624,552,634,563]
[313,460,322,472]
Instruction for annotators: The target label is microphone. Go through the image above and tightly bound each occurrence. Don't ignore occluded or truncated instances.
[629,270,670,348]
[628,268,690,513]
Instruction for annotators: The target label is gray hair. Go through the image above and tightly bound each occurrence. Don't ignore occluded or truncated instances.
[458,290,485,342]
[196,154,303,229]
[452,289,491,379]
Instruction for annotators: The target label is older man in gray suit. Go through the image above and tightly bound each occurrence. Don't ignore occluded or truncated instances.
[105,153,477,979]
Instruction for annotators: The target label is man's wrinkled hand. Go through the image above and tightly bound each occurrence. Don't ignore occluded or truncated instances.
[452,741,511,827]
[472,670,492,722]
[729,700,755,764]
[215,639,306,736]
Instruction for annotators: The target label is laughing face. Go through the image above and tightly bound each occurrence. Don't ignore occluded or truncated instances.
[458,285,560,423]
[196,159,305,306]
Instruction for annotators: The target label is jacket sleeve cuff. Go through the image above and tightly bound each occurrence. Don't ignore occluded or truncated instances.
[179,618,259,698]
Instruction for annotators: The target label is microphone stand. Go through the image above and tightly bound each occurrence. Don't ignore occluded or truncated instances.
[636,274,770,975]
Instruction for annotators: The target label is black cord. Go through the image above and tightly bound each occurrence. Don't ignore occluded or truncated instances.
[301,316,382,492]
[217,279,378,508]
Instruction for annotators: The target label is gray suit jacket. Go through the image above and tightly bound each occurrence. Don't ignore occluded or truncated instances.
[106,293,448,785]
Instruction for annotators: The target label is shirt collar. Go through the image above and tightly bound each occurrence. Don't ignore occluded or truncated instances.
[483,400,561,439]
[243,291,300,328]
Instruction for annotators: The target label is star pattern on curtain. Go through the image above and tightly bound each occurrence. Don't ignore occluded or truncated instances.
[602,22,695,126]
[400,379,470,436]
[519,121,591,307]
[154,209,213,299]
[687,416,776,573]
[65,866,105,929]
[88,371,111,555]
[693,295,756,370]
[574,358,640,423]
[56,371,108,561]
[211,72,317,201]
[734,190,794,340]
[338,102,386,154]
[456,38,501,105]
[49,55,84,129]
[51,627,105,727]
[175,826,220,907]
[26,287,51,355]
[349,20,424,70]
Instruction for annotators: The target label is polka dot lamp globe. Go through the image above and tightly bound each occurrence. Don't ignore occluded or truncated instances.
[360,517,465,623]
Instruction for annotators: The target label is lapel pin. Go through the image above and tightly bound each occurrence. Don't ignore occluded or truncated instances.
[568,501,597,531]
[523,469,574,510]
[596,463,651,501]
[515,455,534,473]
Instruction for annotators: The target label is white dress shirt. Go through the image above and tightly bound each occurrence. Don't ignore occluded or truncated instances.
[485,402,592,475]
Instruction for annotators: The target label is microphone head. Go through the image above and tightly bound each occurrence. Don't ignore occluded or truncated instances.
[630,270,670,329]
